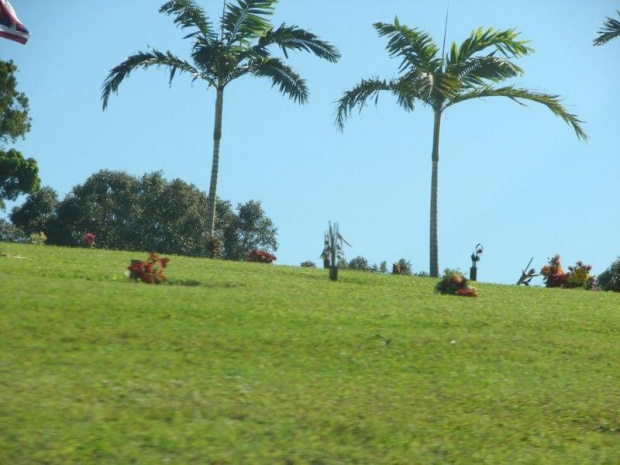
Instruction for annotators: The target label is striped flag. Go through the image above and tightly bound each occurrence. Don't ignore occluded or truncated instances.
[0,0,29,45]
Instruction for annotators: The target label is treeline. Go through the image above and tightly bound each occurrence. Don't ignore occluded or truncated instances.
[4,170,278,260]
[302,257,427,276]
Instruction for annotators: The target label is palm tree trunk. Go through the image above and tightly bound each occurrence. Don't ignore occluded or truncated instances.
[429,110,442,277]
[205,87,224,235]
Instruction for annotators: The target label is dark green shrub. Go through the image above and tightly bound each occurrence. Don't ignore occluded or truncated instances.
[218,200,278,260]
[348,256,370,272]
[0,218,26,242]
[29,170,277,259]
[597,258,620,292]
[396,258,413,276]
[10,186,58,235]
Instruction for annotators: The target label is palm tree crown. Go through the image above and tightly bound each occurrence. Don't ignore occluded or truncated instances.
[336,18,587,277]
[594,10,620,46]
[102,0,340,236]
[337,19,586,138]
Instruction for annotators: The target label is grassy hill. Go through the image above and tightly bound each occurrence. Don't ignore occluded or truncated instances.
[1,242,619,464]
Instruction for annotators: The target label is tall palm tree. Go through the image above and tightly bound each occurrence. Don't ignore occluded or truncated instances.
[594,10,620,46]
[102,0,339,235]
[336,19,587,277]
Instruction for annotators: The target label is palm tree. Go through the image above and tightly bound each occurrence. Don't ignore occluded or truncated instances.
[102,0,339,235]
[336,19,587,277]
[594,10,620,46]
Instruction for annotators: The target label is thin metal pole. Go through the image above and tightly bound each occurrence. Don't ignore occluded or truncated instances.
[441,3,450,69]
[220,0,226,40]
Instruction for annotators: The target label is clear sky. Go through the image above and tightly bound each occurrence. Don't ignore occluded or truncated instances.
[2,0,619,284]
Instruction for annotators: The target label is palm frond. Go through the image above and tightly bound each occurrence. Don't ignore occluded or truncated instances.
[250,57,309,104]
[445,86,588,141]
[429,72,461,105]
[395,70,434,102]
[222,0,276,44]
[102,50,201,109]
[389,78,422,112]
[394,67,461,108]
[336,78,409,130]
[191,37,223,75]
[449,55,524,88]
[159,0,217,41]
[594,10,620,46]
[448,27,533,66]
[374,19,441,72]
[257,24,340,62]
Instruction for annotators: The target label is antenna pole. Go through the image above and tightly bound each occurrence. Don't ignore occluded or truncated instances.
[220,0,227,40]
[441,3,450,68]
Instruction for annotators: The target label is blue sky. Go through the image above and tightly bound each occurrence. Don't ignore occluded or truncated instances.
[2,0,619,284]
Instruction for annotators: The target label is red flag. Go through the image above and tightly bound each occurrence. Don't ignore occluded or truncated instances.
[0,0,29,45]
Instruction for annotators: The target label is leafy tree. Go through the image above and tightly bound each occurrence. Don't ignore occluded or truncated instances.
[336,20,587,277]
[0,60,39,209]
[597,258,620,292]
[41,170,277,258]
[0,59,31,145]
[0,149,40,209]
[44,170,207,254]
[395,258,413,276]
[348,256,371,271]
[10,186,58,235]
[46,170,141,248]
[102,0,340,236]
[135,172,207,256]
[219,199,278,260]
[594,10,620,46]
[0,218,26,243]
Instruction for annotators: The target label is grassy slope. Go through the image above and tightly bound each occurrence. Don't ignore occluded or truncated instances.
[1,242,619,464]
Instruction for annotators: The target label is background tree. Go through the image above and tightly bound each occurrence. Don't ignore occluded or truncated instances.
[102,0,340,236]
[135,172,208,255]
[46,170,141,248]
[347,256,371,272]
[594,10,620,46]
[0,218,26,242]
[38,170,277,257]
[395,258,413,276]
[0,60,38,209]
[597,257,620,292]
[0,59,31,145]
[10,186,58,235]
[219,199,278,260]
[336,20,587,277]
[0,149,40,210]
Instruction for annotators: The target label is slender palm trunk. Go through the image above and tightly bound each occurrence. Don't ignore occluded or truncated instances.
[205,87,224,235]
[429,110,442,277]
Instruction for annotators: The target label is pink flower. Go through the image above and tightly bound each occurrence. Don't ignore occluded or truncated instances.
[83,232,96,247]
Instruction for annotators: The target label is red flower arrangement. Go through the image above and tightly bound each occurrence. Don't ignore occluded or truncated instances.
[435,269,479,297]
[541,255,595,289]
[83,232,96,248]
[245,249,277,264]
[128,252,170,284]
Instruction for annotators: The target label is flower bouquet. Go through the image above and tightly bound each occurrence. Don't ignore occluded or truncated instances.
[128,251,170,284]
[435,269,479,297]
[83,232,96,248]
[245,249,276,264]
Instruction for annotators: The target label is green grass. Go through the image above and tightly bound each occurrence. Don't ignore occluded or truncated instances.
[1,242,619,464]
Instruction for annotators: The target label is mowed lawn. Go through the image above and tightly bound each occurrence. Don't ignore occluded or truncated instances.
[1,242,619,464]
